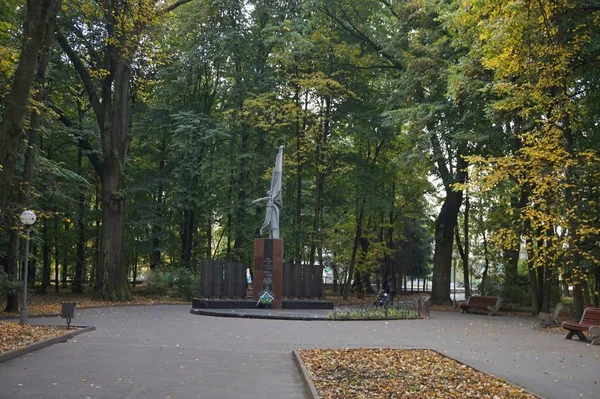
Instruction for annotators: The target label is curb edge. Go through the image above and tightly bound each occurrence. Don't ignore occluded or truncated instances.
[0,326,96,363]
[291,350,320,399]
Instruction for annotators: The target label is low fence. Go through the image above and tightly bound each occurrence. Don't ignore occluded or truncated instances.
[333,296,431,319]
[197,261,323,299]
[394,296,430,318]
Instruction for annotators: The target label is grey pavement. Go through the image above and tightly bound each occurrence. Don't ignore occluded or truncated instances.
[0,305,598,399]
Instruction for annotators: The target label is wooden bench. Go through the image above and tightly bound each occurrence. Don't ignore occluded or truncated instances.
[562,307,600,342]
[459,296,502,316]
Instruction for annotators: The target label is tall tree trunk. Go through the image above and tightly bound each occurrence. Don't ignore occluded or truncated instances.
[57,7,137,301]
[462,192,470,297]
[1,0,60,312]
[150,157,165,269]
[431,188,463,305]
[528,265,540,315]
[504,193,523,289]
[62,221,69,287]
[97,169,130,300]
[429,132,466,305]
[0,0,61,208]
[92,186,100,288]
[455,219,471,298]
[294,83,303,264]
[480,229,490,296]
[343,201,365,299]
[206,216,212,260]
[527,236,541,315]
[73,146,86,293]
[42,221,51,294]
[309,95,331,267]
[180,209,194,267]
[595,266,600,307]
[54,216,59,293]
[541,265,551,313]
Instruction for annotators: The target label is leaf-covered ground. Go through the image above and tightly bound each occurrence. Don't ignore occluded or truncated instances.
[0,288,188,318]
[0,297,188,317]
[299,348,538,399]
[0,322,65,354]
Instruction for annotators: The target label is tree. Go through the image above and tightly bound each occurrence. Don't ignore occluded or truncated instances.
[0,0,61,311]
[457,0,600,317]
[55,0,192,300]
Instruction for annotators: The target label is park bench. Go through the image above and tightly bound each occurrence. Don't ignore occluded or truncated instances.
[459,296,502,316]
[561,307,600,342]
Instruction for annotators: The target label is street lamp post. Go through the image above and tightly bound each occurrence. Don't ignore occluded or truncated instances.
[20,210,36,325]
[452,252,458,308]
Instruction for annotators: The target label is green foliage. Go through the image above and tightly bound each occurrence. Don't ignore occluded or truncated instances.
[502,284,530,307]
[0,268,19,296]
[327,307,419,320]
[7,0,599,311]
[143,267,200,300]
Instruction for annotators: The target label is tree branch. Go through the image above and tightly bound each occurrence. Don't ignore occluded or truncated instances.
[47,101,104,176]
[321,4,404,71]
[55,28,104,128]
[162,0,194,14]
[429,131,452,188]
[68,24,103,68]
[380,0,401,21]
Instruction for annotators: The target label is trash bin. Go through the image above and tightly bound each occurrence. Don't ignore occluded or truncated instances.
[61,302,76,329]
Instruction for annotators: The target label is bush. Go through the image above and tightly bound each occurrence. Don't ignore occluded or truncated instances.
[0,269,19,296]
[169,267,199,300]
[143,267,199,300]
[502,284,530,306]
[327,306,420,320]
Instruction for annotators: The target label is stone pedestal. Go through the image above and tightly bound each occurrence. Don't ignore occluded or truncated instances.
[253,238,283,309]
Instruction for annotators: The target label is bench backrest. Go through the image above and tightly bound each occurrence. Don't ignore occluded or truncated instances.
[467,296,499,307]
[580,307,600,325]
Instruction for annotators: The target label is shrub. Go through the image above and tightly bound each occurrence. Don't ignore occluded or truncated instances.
[502,284,530,306]
[0,269,19,296]
[327,306,420,320]
[143,269,171,296]
[143,267,199,300]
[169,267,199,300]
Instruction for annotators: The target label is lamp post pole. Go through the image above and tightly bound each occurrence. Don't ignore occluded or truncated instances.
[20,210,36,325]
[452,252,458,308]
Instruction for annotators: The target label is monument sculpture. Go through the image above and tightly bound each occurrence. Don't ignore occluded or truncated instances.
[252,145,283,239]
[252,146,284,308]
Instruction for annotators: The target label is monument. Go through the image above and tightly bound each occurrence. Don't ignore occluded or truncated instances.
[252,146,284,308]
[191,145,332,312]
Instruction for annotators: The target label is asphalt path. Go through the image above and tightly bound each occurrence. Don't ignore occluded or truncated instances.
[0,305,598,399]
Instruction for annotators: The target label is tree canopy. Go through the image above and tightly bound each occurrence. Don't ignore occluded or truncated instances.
[1,0,598,315]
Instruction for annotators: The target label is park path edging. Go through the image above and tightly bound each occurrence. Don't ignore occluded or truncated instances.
[0,326,95,363]
[291,350,321,399]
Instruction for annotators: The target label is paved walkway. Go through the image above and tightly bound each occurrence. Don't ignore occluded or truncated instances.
[0,305,598,399]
